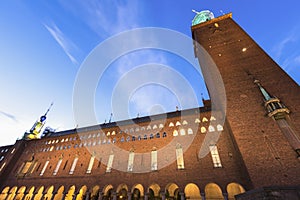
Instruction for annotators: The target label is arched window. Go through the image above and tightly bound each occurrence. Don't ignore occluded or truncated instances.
[130,128,134,133]
[106,154,114,173]
[120,137,124,142]
[163,132,167,137]
[201,127,207,133]
[156,133,160,138]
[182,120,188,125]
[217,124,224,131]
[147,125,152,130]
[176,144,184,169]
[188,128,193,135]
[138,135,142,141]
[126,136,130,142]
[208,125,215,132]
[195,118,201,123]
[180,129,186,136]
[135,127,139,132]
[153,125,158,129]
[106,132,110,136]
[202,117,208,122]
[150,134,154,139]
[176,121,181,126]
[151,149,158,171]
[127,151,135,172]
[112,131,116,135]
[209,145,222,167]
[144,135,147,140]
[159,124,164,128]
[132,136,136,141]
[86,155,95,174]
[173,130,178,136]
[210,116,216,121]
[113,138,117,143]
[169,122,174,127]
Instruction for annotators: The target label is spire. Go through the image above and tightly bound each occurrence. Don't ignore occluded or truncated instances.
[254,80,289,119]
[23,102,54,140]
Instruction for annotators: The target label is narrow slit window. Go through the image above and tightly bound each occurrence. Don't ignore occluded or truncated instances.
[106,154,114,173]
[127,151,135,172]
[40,160,49,176]
[86,155,95,174]
[176,145,185,169]
[69,157,78,174]
[151,150,158,171]
[209,145,222,167]
[53,158,63,175]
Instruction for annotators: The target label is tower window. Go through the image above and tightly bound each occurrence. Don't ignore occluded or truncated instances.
[106,154,114,173]
[127,151,135,172]
[86,155,95,174]
[69,157,78,174]
[176,144,185,169]
[209,145,222,168]
[53,158,63,175]
[40,160,49,176]
[151,150,158,171]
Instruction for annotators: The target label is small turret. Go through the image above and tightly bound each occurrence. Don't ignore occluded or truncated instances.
[23,103,53,140]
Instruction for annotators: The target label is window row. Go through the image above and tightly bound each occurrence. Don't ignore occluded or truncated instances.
[19,144,222,177]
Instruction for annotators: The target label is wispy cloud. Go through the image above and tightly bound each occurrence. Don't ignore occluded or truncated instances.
[0,110,18,122]
[44,22,79,65]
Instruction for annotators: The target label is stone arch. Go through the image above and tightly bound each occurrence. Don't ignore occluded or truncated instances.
[76,185,87,200]
[227,183,245,200]
[205,183,223,200]
[43,185,54,200]
[15,186,26,200]
[131,184,144,200]
[53,186,64,200]
[165,183,179,199]
[90,185,100,200]
[0,186,10,200]
[24,186,35,200]
[33,186,44,200]
[148,183,160,198]
[184,183,201,200]
[117,184,128,199]
[103,184,113,200]
[65,185,76,200]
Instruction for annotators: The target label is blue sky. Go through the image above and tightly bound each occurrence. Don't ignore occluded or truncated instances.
[0,0,299,146]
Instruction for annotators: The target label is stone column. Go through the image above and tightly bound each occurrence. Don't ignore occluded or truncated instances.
[223,193,228,200]
[97,192,103,200]
[72,191,79,200]
[179,192,185,200]
[127,192,132,200]
[112,192,117,200]
[160,192,166,200]
[85,192,90,200]
[144,192,149,200]
[200,192,206,200]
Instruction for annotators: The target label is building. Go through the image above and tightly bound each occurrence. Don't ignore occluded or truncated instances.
[0,11,299,200]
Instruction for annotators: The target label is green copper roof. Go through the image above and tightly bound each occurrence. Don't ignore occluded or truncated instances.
[192,10,214,26]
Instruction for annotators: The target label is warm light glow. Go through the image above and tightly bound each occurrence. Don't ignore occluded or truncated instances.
[214,23,219,28]
[242,47,247,52]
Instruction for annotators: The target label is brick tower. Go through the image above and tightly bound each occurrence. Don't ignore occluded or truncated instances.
[192,11,300,197]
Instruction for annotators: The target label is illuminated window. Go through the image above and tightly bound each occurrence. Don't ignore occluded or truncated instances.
[202,117,208,122]
[182,120,188,125]
[201,127,207,133]
[40,160,49,176]
[169,122,174,127]
[173,130,178,136]
[188,128,193,135]
[112,131,116,135]
[135,128,139,132]
[151,150,158,171]
[209,145,222,167]
[159,124,164,128]
[69,157,78,174]
[153,125,158,129]
[147,125,151,130]
[106,154,114,173]
[0,162,6,172]
[53,158,63,175]
[21,161,32,174]
[176,144,184,169]
[86,155,95,174]
[0,156,4,161]
[11,148,15,154]
[127,151,135,172]
[210,116,216,121]
[195,118,201,123]
[176,121,181,126]
[107,132,110,136]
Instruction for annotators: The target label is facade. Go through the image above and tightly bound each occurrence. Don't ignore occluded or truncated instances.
[0,12,299,200]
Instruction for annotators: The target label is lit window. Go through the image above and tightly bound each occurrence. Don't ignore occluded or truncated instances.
[153,125,158,129]
[195,118,201,123]
[176,121,181,126]
[61,139,65,143]
[126,136,130,142]
[141,127,145,131]
[201,127,207,133]
[69,157,78,174]
[11,148,15,154]
[86,155,95,174]
[217,124,224,131]
[107,132,110,136]
[188,128,193,135]
[21,161,32,174]
[151,150,158,171]
[169,122,174,127]
[127,151,135,172]
[209,145,222,167]
[147,125,151,130]
[208,125,215,132]
[176,144,184,169]
[130,128,134,133]
[135,128,139,132]
[112,131,116,135]
[0,156,4,161]
[92,134,96,138]
[40,160,49,176]
[0,162,6,172]
[49,146,54,151]
[182,120,188,125]
[202,117,208,122]
[53,158,63,175]
[173,130,178,136]
[106,154,114,172]
[210,116,216,121]
[159,124,164,128]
